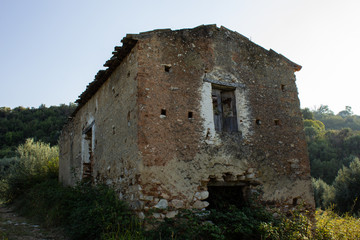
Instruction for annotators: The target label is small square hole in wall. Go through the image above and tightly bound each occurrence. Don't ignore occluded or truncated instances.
[127,111,131,126]
[160,109,167,118]
[274,119,281,126]
[188,111,193,119]
[281,84,285,92]
[164,65,171,72]
[256,119,261,125]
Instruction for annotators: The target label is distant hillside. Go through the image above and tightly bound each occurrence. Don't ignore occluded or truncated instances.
[0,104,76,158]
[302,105,360,184]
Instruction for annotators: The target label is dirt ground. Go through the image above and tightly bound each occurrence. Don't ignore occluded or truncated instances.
[0,205,67,240]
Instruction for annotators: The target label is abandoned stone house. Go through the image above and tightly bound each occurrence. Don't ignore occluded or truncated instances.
[59,25,315,218]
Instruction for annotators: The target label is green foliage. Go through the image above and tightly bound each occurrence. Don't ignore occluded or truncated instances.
[312,157,360,215]
[0,139,59,202]
[0,139,142,240]
[146,200,275,240]
[0,103,76,158]
[338,106,353,118]
[303,119,325,140]
[260,209,312,240]
[304,118,360,184]
[0,230,8,240]
[16,180,141,240]
[301,107,314,120]
[312,178,335,209]
[332,157,360,214]
[0,157,19,179]
[304,106,360,214]
[263,207,360,239]
[145,209,224,240]
[315,208,360,239]
[312,105,360,131]
[314,105,334,118]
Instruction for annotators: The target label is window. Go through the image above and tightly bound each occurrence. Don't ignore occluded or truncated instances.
[82,125,94,180]
[212,87,238,132]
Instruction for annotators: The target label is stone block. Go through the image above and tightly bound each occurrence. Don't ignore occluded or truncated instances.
[171,199,184,209]
[193,200,209,209]
[155,199,168,209]
[138,212,145,219]
[166,211,178,218]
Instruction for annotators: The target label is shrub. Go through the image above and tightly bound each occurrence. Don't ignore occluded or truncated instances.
[0,138,59,202]
[315,208,360,239]
[144,209,225,240]
[332,157,360,214]
[312,178,335,209]
[16,180,142,240]
[260,208,312,240]
[0,157,19,178]
[145,200,275,240]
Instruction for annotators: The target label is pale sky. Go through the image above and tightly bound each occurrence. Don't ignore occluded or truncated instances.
[1,0,359,114]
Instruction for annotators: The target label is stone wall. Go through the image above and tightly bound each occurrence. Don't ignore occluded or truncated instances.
[59,46,141,205]
[59,25,314,220]
[132,25,314,218]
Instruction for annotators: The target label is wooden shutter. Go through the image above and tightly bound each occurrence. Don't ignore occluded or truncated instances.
[221,90,238,132]
[212,89,222,131]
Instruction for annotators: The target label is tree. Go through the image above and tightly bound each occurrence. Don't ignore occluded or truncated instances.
[316,105,334,116]
[301,108,314,120]
[338,106,353,118]
[332,157,360,214]
[312,178,335,209]
[0,103,76,158]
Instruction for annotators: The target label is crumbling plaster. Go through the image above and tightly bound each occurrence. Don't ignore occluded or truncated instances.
[59,25,315,219]
[59,48,141,203]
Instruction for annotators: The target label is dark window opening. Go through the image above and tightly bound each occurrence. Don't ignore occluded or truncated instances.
[127,71,130,77]
[212,88,238,132]
[207,185,246,210]
[161,109,167,116]
[281,84,285,92]
[256,119,261,125]
[188,111,193,119]
[164,65,171,72]
[274,119,281,126]
[83,128,93,180]
[293,197,299,206]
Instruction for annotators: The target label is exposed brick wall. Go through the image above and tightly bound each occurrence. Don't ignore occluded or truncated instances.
[59,25,314,219]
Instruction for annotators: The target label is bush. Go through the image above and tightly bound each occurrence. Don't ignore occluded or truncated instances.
[332,157,360,214]
[260,208,312,240]
[312,178,335,209]
[15,180,142,240]
[145,200,276,240]
[0,138,59,202]
[315,208,360,239]
[144,209,224,240]
[0,157,19,178]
